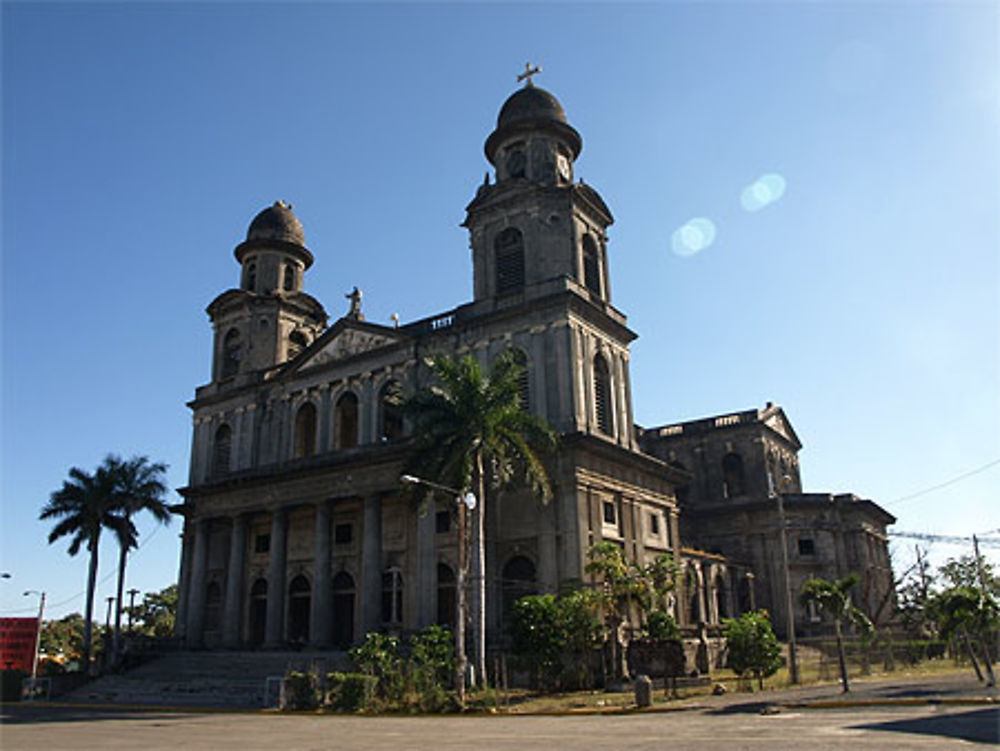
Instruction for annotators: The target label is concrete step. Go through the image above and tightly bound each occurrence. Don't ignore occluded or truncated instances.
[65,650,352,708]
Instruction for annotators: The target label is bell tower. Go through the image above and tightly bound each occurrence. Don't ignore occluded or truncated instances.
[207,201,327,384]
[464,75,614,307]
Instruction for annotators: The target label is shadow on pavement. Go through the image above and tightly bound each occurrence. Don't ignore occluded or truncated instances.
[0,704,200,725]
[852,707,999,745]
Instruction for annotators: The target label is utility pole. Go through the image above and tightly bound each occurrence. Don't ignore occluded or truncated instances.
[770,471,799,684]
[127,589,140,631]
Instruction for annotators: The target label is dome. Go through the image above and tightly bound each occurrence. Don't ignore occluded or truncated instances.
[496,85,568,129]
[485,84,582,164]
[246,200,305,246]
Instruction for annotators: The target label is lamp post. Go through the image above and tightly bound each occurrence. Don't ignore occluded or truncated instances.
[769,472,799,685]
[127,588,140,631]
[400,474,477,704]
[23,590,45,694]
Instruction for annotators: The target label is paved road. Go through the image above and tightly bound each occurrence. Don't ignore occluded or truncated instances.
[2,702,997,750]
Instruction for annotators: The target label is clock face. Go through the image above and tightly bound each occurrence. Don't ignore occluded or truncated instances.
[556,154,571,181]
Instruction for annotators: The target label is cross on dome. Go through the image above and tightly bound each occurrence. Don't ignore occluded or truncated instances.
[517,61,541,87]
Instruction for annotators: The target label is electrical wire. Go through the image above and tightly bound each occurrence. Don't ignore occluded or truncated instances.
[885,457,1000,507]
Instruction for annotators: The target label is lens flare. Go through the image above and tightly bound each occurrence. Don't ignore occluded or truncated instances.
[741,173,787,212]
[671,217,717,257]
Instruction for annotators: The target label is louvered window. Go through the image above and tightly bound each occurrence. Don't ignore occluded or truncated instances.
[495,228,525,293]
[594,354,614,435]
[583,235,602,295]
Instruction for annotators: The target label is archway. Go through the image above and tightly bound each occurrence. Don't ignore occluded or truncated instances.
[248,578,267,646]
[288,575,311,644]
[332,572,355,649]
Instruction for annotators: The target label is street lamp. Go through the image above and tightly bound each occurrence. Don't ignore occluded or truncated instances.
[23,590,46,695]
[400,474,476,704]
[770,472,799,684]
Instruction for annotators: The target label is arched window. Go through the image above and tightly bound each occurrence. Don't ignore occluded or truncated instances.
[294,403,317,459]
[213,424,232,477]
[204,581,222,632]
[335,392,359,449]
[379,381,404,441]
[593,354,614,436]
[288,575,311,643]
[582,235,602,295]
[715,573,729,621]
[382,568,403,625]
[222,328,241,379]
[437,563,456,627]
[248,578,268,645]
[501,556,537,622]
[332,572,355,648]
[722,452,745,498]
[282,263,295,292]
[287,330,308,361]
[508,349,530,410]
[495,228,525,293]
[245,261,257,292]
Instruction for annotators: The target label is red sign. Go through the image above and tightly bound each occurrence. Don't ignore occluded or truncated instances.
[0,618,39,673]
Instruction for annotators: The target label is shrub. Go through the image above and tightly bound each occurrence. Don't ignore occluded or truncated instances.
[325,672,377,711]
[282,670,319,710]
[409,625,455,710]
[644,611,680,641]
[350,632,403,702]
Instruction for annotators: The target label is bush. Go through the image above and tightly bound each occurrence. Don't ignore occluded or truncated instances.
[282,670,319,710]
[325,672,377,711]
[408,625,455,711]
[350,632,403,702]
[644,611,680,641]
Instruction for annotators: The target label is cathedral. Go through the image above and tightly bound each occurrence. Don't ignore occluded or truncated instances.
[174,78,894,655]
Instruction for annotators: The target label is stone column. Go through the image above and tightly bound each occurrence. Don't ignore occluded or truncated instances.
[360,495,382,635]
[174,523,193,640]
[185,518,210,647]
[265,508,288,646]
[311,501,332,647]
[416,500,437,628]
[222,514,247,647]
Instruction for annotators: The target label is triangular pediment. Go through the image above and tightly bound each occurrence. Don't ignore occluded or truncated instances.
[762,406,802,449]
[296,319,403,370]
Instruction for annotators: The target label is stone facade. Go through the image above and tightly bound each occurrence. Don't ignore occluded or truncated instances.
[175,83,894,653]
[639,405,896,637]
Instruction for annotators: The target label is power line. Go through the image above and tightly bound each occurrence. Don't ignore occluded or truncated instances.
[888,530,1000,548]
[885,458,1000,507]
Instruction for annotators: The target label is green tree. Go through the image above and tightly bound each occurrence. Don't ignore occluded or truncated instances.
[723,610,783,690]
[584,542,678,680]
[39,464,124,669]
[938,555,1000,598]
[799,574,873,693]
[105,455,171,664]
[929,586,998,686]
[403,351,557,700]
[126,584,178,638]
[39,613,88,661]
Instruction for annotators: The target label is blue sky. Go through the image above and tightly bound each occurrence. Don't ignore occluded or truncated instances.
[2,2,997,619]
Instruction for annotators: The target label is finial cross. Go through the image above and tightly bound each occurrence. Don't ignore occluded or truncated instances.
[517,61,541,87]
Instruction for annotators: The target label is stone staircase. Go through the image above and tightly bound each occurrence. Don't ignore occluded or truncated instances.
[64,650,352,709]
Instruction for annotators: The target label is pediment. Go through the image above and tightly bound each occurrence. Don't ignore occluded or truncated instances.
[297,321,403,370]
[763,407,801,449]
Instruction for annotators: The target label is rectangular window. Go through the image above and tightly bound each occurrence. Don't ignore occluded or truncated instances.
[603,501,617,525]
[650,513,660,535]
[254,533,270,554]
[335,523,353,545]
[798,538,816,556]
[435,510,451,534]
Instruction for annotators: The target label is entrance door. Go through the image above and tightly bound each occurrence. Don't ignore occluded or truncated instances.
[332,571,355,649]
[288,575,311,644]
[248,579,267,645]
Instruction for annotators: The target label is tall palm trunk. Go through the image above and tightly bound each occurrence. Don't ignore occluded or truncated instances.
[834,618,850,693]
[454,501,467,705]
[472,451,487,688]
[83,531,100,673]
[113,529,130,667]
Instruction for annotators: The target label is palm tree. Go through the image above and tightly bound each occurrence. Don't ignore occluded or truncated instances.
[105,455,170,665]
[403,351,557,697]
[799,574,873,692]
[40,464,120,669]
